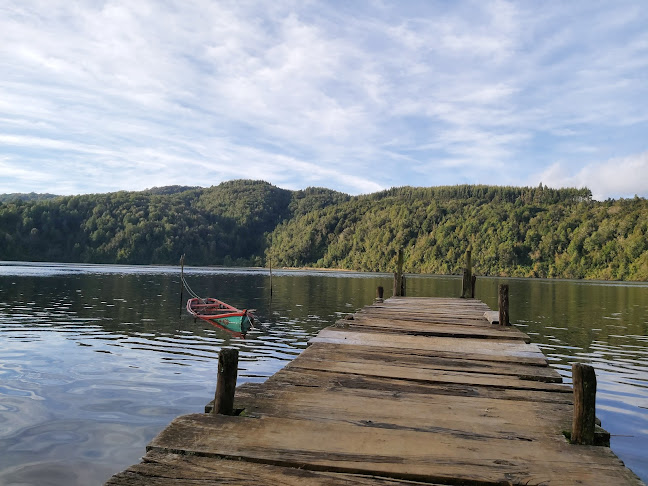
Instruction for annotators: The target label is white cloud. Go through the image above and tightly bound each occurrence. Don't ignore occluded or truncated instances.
[536,151,648,200]
[0,0,647,197]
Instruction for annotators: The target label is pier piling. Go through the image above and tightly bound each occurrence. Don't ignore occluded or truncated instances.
[393,249,405,297]
[498,284,510,326]
[461,249,475,298]
[376,286,384,303]
[572,363,597,445]
[213,348,239,415]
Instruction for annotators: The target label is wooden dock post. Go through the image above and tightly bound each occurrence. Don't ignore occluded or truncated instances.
[461,249,474,298]
[376,286,384,303]
[179,254,185,315]
[572,363,597,445]
[213,348,239,415]
[498,284,509,326]
[393,249,405,297]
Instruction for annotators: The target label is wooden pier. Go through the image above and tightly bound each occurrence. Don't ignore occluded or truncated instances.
[106,297,643,485]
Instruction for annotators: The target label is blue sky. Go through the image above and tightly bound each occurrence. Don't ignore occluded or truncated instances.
[1,1,647,200]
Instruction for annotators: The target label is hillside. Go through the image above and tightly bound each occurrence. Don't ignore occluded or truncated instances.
[0,192,60,203]
[1,181,647,280]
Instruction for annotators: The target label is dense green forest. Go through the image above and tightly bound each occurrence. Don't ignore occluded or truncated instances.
[1,180,647,280]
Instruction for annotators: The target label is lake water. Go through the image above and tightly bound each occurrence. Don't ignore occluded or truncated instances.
[0,262,646,485]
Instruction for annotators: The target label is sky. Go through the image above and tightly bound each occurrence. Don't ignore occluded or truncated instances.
[1,1,647,200]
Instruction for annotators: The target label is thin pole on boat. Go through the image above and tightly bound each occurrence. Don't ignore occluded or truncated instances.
[179,254,185,315]
[269,251,273,299]
[269,235,274,299]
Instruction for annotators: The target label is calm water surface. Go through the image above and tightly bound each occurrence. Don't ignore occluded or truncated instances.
[0,262,646,485]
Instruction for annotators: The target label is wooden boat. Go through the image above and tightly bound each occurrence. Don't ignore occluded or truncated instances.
[186,297,253,338]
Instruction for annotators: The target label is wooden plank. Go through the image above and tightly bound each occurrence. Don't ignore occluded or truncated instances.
[356,313,496,327]
[309,328,549,365]
[218,382,574,440]
[361,307,491,318]
[260,368,575,404]
[484,310,499,324]
[301,343,563,382]
[105,450,435,485]
[148,413,643,486]
[285,357,571,393]
[338,317,531,342]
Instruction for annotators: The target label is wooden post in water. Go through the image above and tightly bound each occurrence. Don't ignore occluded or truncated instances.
[393,249,404,297]
[213,348,239,415]
[572,363,597,445]
[269,254,273,299]
[179,254,185,314]
[376,286,384,303]
[461,249,473,298]
[498,284,509,326]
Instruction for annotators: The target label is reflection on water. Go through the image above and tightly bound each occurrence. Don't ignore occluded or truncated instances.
[0,262,647,484]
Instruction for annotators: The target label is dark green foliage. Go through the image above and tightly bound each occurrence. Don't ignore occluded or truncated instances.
[1,182,647,280]
[141,185,199,195]
[267,185,648,281]
[0,192,59,203]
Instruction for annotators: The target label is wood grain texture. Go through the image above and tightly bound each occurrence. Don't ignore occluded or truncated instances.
[105,450,437,485]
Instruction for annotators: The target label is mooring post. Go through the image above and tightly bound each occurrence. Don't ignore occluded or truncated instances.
[393,249,404,297]
[471,274,476,298]
[179,254,185,314]
[461,249,473,298]
[213,348,239,415]
[376,286,384,303]
[572,363,597,445]
[498,284,509,326]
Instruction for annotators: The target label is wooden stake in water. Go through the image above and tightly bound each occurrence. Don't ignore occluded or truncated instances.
[572,363,597,445]
[498,284,509,326]
[376,286,384,303]
[269,252,273,299]
[213,348,239,415]
[461,249,473,298]
[393,249,404,297]
[179,254,185,315]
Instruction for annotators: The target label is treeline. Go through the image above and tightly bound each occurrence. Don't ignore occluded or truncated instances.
[1,180,647,280]
[268,184,648,280]
[0,181,347,266]
[0,192,59,203]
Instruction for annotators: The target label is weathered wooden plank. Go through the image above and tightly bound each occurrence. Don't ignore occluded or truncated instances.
[260,368,574,404]
[381,297,491,307]
[337,317,531,342]
[148,414,643,486]
[213,381,574,440]
[309,328,549,364]
[286,357,571,393]
[105,450,436,485]
[365,301,489,310]
[355,313,496,327]
[361,306,491,317]
[367,298,490,308]
[301,343,563,382]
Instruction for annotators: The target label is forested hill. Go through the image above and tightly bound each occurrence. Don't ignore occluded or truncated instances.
[1,180,647,280]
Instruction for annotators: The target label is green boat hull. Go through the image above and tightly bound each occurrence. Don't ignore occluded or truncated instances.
[210,314,253,335]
